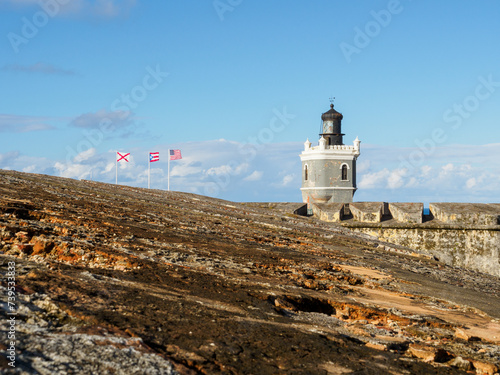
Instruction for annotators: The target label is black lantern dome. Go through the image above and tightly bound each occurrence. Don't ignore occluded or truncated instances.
[320,103,344,146]
[321,103,343,121]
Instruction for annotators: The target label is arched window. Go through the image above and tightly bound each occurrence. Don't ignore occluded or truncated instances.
[341,164,348,181]
[304,165,308,181]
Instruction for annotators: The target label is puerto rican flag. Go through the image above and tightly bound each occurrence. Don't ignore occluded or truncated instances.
[117,152,130,162]
[149,152,159,162]
[169,149,182,160]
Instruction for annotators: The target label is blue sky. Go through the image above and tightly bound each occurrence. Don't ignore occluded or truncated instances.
[1,0,499,203]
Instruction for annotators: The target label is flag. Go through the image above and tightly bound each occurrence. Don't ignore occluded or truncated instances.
[170,149,182,160]
[117,152,130,162]
[149,152,159,162]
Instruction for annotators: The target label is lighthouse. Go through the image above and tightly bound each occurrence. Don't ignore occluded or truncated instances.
[300,102,360,204]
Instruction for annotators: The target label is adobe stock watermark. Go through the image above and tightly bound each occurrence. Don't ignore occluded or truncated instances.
[443,74,500,130]
[5,261,17,368]
[339,0,408,64]
[213,0,242,21]
[7,0,70,54]
[203,106,296,196]
[397,74,499,173]
[65,64,169,164]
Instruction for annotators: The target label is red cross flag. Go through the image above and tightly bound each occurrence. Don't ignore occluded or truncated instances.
[115,152,130,185]
[117,152,130,162]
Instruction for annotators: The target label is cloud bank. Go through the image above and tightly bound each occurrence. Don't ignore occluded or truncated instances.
[0,114,57,133]
[1,141,498,203]
[69,109,133,130]
[2,63,76,75]
[0,0,137,18]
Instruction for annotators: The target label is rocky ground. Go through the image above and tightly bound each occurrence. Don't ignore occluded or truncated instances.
[0,169,499,374]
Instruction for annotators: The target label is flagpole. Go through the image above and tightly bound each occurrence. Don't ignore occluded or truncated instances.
[148,154,151,189]
[167,149,170,191]
[115,151,118,185]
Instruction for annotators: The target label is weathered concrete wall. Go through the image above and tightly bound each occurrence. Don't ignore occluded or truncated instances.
[345,224,500,277]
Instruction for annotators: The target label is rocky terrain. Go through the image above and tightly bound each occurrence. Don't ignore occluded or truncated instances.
[0,169,499,374]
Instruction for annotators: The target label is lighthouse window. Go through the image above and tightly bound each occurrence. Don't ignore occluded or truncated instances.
[304,165,308,181]
[341,164,348,180]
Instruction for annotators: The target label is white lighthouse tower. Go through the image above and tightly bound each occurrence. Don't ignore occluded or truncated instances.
[300,102,361,204]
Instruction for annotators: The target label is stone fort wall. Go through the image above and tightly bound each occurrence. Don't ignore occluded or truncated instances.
[306,202,500,277]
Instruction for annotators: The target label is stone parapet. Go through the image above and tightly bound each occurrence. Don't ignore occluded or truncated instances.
[389,203,423,224]
[294,200,500,277]
[349,202,384,223]
[310,202,344,222]
[430,203,500,226]
[308,201,500,226]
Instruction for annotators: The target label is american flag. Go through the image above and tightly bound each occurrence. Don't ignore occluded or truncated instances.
[149,152,159,162]
[169,149,182,160]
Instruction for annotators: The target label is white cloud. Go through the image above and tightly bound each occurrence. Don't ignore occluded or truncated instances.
[70,109,132,129]
[357,143,500,203]
[0,114,57,133]
[74,148,96,162]
[1,0,40,3]
[2,141,499,204]
[0,152,54,176]
[270,173,298,189]
[243,171,263,181]
[441,163,454,172]
[91,0,137,17]
[103,162,114,174]
[406,177,418,187]
[22,165,37,173]
[2,63,76,76]
[54,161,90,179]
[0,0,137,18]
[421,165,432,176]
[206,165,233,176]
[0,151,19,164]
[387,168,406,189]
[356,160,371,173]
[281,174,295,186]
[466,178,476,189]
[359,169,390,189]
[0,0,39,7]
[206,163,249,177]
[170,163,203,178]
